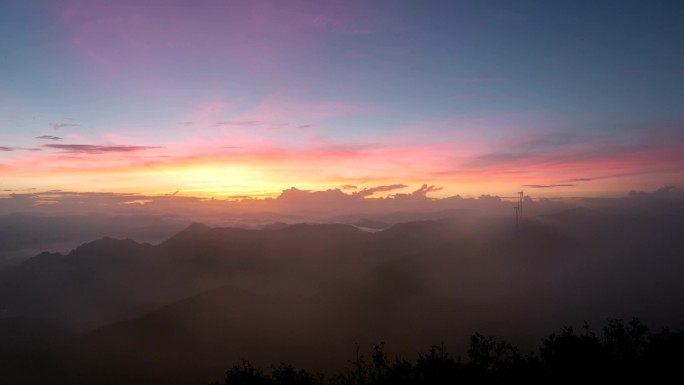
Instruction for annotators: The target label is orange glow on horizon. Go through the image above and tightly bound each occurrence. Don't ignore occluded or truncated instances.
[1,127,683,201]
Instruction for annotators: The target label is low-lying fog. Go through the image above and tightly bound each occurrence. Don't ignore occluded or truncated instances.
[1,186,683,384]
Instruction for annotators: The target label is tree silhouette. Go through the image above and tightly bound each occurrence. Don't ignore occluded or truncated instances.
[214,359,269,385]
[210,318,684,385]
[212,359,323,385]
[539,323,605,383]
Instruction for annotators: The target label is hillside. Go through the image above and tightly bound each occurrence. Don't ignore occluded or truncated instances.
[1,209,684,384]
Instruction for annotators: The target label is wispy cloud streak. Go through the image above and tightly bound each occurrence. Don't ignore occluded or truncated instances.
[523,184,576,188]
[44,144,161,154]
[50,123,82,130]
[354,184,408,197]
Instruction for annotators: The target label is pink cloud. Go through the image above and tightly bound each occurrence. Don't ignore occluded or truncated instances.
[429,126,684,189]
[5,110,684,198]
[58,0,372,79]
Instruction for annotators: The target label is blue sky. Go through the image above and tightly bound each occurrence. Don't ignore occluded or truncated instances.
[1,0,683,199]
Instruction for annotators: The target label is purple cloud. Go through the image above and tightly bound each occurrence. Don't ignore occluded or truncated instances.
[354,184,408,197]
[0,146,43,152]
[412,184,444,196]
[523,184,576,188]
[44,144,161,154]
[35,135,63,140]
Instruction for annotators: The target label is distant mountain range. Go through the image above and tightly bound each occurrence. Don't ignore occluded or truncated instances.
[1,208,684,384]
[0,212,187,269]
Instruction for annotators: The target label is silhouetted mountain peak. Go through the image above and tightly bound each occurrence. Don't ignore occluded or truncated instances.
[69,237,143,255]
[161,222,212,245]
[22,251,64,266]
[181,222,212,234]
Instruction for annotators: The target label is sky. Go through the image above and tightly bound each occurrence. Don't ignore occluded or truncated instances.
[1,0,683,202]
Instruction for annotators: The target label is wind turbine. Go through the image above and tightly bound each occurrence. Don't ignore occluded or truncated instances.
[504,190,524,230]
[513,205,520,228]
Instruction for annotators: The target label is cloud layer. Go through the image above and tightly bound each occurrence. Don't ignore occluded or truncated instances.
[43,144,161,154]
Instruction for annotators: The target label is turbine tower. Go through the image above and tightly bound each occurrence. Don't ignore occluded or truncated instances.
[506,190,525,230]
[513,205,520,228]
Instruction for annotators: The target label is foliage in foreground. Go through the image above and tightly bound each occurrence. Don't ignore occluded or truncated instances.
[210,318,684,385]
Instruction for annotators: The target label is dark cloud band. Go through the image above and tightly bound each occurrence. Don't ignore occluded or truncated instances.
[44,144,161,154]
[523,184,576,188]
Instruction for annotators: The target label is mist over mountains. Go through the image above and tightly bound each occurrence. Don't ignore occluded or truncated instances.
[1,187,683,384]
[0,213,187,270]
[3,0,684,382]
[2,185,681,267]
